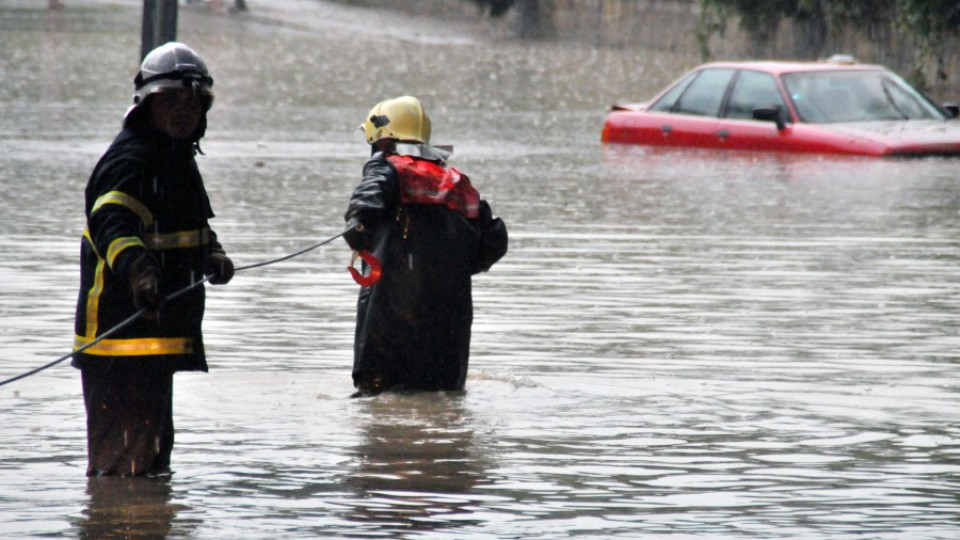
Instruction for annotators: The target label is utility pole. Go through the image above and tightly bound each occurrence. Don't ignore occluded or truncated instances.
[140,0,178,60]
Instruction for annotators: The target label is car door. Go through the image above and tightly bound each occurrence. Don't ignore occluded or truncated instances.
[716,69,794,152]
[646,68,735,148]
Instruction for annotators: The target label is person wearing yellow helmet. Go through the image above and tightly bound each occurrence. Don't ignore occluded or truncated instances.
[343,96,508,396]
[360,95,432,145]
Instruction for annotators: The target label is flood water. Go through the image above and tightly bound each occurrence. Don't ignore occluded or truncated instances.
[2,1,960,539]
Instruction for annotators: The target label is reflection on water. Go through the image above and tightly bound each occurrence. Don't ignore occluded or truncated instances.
[344,392,489,536]
[2,1,960,539]
[76,477,197,540]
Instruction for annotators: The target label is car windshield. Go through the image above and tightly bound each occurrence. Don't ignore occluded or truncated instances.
[782,69,946,123]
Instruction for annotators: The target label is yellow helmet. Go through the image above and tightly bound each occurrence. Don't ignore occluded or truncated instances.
[361,96,431,145]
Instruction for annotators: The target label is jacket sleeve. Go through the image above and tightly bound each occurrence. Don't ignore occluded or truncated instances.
[198,179,225,257]
[207,229,226,256]
[344,155,399,233]
[85,157,152,284]
[474,199,508,274]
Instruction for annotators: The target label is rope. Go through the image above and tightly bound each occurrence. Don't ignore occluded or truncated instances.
[233,232,344,272]
[0,231,345,388]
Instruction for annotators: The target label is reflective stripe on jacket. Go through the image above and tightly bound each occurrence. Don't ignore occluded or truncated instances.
[74,335,195,356]
[73,127,217,372]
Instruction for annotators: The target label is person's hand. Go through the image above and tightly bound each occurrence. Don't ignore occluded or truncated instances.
[479,199,493,223]
[343,221,371,252]
[128,254,161,317]
[206,252,234,285]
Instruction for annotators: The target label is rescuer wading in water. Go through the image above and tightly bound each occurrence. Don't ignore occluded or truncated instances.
[343,96,508,396]
[73,42,234,476]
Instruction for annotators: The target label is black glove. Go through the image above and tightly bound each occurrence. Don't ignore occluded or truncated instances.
[343,220,371,252]
[206,251,235,285]
[479,199,493,223]
[128,253,161,316]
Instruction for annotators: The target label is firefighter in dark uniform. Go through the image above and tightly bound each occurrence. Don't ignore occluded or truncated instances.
[73,42,234,476]
[343,96,508,396]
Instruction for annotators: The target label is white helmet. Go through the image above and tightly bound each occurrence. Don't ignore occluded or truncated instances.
[124,42,213,128]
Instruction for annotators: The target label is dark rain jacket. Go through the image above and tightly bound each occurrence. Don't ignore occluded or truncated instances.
[73,125,224,372]
[344,142,508,391]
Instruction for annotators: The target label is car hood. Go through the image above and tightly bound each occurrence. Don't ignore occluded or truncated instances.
[816,120,960,148]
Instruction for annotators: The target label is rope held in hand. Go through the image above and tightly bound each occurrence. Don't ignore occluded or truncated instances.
[0,231,345,388]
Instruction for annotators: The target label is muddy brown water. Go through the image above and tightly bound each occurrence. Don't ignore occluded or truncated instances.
[1,2,959,539]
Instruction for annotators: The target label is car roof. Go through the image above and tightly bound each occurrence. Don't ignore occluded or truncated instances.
[695,60,887,75]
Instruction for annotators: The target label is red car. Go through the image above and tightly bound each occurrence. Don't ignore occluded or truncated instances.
[601,59,960,157]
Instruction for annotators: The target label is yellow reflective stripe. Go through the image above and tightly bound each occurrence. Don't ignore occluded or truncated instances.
[74,335,195,356]
[82,229,99,258]
[85,243,106,338]
[142,227,209,250]
[91,191,154,227]
[106,236,145,268]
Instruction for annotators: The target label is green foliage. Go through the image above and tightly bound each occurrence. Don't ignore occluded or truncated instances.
[696,0,960,42]
[898,0,960,36]
[696,0,959,89]
[894,0,960,87]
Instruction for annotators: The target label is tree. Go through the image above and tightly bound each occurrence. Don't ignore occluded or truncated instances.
[896,0,960,87]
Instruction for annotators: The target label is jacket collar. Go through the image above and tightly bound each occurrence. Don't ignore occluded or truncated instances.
[391,142,452,162]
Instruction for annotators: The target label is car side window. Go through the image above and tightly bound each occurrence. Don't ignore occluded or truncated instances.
[670,68,736,117]
[725,70,787,122]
